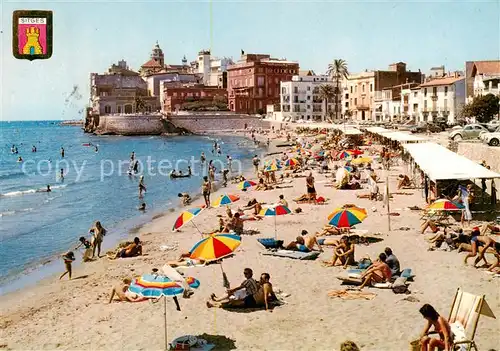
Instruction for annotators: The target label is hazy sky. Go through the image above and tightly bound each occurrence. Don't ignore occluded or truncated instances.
[1,0,499,121]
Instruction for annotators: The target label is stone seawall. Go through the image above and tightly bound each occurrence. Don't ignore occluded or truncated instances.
[457,142,500,200]
[95,115,183,135]
[169,113,269,133]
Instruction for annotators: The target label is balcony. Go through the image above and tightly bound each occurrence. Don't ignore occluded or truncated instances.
[357,104,370,110]
[431,95,438,101]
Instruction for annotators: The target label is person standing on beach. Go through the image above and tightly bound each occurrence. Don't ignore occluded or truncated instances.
[59,251,75,280]
[138,176,146,197]
[75,236,93,262]
[202,176,211,208]
[209,167,215,182]
[90,221,107,258]
[60,147,65,158]
[227,155,232,171]
[252,155,260,174]
[306,172,316,203]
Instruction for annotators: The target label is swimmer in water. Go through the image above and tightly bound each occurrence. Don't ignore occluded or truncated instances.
[200,152,206,163]
[60,147,65,158]
[17,156,23,162]
[187,166,192,176]
[37,185,52,193]
[138,202,146,211]
[95,145,98,153]
[130,151,135,162]
[32,145,37,152]
[138,176,146,197]
[60,168,64,180]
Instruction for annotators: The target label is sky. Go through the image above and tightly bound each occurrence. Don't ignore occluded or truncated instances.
[1,0,499,121]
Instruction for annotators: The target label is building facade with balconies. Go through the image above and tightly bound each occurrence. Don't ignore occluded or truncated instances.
[278,75,332,122]
[162,83,227,113]
[347,62,423,122]
[195,50,233,88]
[227,53,299,114]
[417,75,465,123]
[465,60,500,100]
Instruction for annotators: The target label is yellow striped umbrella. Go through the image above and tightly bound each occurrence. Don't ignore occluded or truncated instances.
[189,233,241,262]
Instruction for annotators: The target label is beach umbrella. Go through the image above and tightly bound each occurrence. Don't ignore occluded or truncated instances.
[237,180,257,190]
[129,274,200,350]
[211,194,240,207]
[285,158,299,168]
[346,149,363,156]
[190,233,241,289]
[327,207,367,228]
[344,166,354,173]
[259,204,292,239]
[351,157,372,165]
[264,162,282,172]
[172,205,205,232]
[338,150,353,159]
[427,199,464,211]
[264,159,281,167]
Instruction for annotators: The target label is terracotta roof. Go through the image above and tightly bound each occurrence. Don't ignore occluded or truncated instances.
[419,76,464,87]
[472,61,500,75]
[141,59,162,68]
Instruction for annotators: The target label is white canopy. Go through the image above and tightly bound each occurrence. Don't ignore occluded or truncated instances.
[365,127,392,134]
[382,131,428,143]
[343,129,363,135]
[403,143,500,181]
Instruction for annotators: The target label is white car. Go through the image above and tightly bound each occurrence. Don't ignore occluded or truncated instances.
[482,127,500,146]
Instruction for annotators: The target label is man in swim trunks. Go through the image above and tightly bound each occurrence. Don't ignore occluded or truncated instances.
[114,237,142,259]
[358,252,392,290]
[301,230,323,252]
[306,172,316,203]
[284,236,309,252]
[211,268,260,302]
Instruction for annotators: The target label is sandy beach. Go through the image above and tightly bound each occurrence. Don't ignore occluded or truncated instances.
[1,131,499,351]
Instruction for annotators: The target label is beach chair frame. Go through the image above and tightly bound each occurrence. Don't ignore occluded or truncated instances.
[446,288,494,351]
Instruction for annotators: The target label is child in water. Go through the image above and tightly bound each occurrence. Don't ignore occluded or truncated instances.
[59,251,75,280]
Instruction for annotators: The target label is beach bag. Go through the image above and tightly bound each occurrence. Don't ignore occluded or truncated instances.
[357,257,372,269]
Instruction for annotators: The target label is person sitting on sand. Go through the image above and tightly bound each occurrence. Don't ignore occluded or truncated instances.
[464,227,496,267]
[323,236,355,268]
[178,193,191,206]
[210,268,260,302]
[113,237,142,259]
[108,278,145,303]
[243,199,263,216]
[278,194,288,207]
[397,174,412,190]
[300,230,323,252]
[207,273,276,311]
[223,212,244,235]
[75,236,93,262]
[255,178,273,191]
[384,247,401,277]
[418,303,452,351]
[358,252,392,289]
[285,236,309,252]
[420,219,440,234]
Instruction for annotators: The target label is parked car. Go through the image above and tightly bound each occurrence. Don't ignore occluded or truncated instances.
[482,129,500,146]
[410,122,443,134]
[448,124,489,141]
[486,119,500,132]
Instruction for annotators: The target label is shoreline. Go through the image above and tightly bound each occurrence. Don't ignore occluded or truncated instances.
[0,131,270,296]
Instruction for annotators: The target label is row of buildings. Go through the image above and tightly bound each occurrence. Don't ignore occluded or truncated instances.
[88,42,500,125]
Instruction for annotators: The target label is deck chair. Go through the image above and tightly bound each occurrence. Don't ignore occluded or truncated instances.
[446,288,496,350]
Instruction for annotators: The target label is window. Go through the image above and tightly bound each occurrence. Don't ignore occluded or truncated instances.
[257,77,265,86]
[307,86,311,91]
[444,87,448,96]
[362,84,365,92]
[172,92,177,97]
[281,87,286,94]
[444,99,448,111]
[104,105,111,114]
[350,86,353,93]
[294,87,298,93]
[307,96,310,100]
[354,98,357,105]
[117,105,122,113]
[433,87,437,95]
[414,92,418,98]
[424,100,427,109]
[370,84,373,92]
[307,105,311,109]
[424,88,427,97]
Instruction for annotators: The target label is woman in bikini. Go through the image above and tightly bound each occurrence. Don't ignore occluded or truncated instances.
[419,304,452,351]
[90,221,107,258]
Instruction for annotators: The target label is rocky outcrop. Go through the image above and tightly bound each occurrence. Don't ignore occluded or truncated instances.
[86,114,188,136]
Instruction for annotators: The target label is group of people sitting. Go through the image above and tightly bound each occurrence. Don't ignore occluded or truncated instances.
[206,268,277,311]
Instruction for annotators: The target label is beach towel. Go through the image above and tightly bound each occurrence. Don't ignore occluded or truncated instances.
[262,250,320,260]
[257,238,283,249]
[327,289,376,300]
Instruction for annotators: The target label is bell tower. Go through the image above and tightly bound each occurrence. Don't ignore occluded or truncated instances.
[151,41,164,67]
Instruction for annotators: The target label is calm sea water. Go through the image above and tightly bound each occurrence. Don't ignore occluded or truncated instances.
[0,121,262,293]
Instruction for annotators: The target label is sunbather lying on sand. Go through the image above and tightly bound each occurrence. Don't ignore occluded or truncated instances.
[284,236,310,252]
[243,198,263,215]
[317,225,348,236]
[207,273,276,311]
[109,278,145,303]
[167,252,206,267]
[358,253,392,290]
[317,237,340,246]
[323,236,355,268]
[421,219,440,234]
[255,178,273,191]
[110,237,143,259]
[480,222,500,235]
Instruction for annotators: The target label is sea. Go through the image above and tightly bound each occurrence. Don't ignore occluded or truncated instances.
[0,121,263,294]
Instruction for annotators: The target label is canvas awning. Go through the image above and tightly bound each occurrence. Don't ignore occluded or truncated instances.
[403,143,500,181]
[343,128,363,135]
[365,127,392,134]
[382,131,428,143]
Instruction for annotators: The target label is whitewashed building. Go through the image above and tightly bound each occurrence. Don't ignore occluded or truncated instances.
[277,75,333,122]
[195,50,233,88]
[417,75,465,123]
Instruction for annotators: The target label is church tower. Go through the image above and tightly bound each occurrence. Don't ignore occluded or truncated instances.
[151,41,164,67]
[182,55,188,66]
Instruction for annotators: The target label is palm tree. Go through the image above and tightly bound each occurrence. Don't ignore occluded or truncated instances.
[326,59,349,122]
[318,84,335,122]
